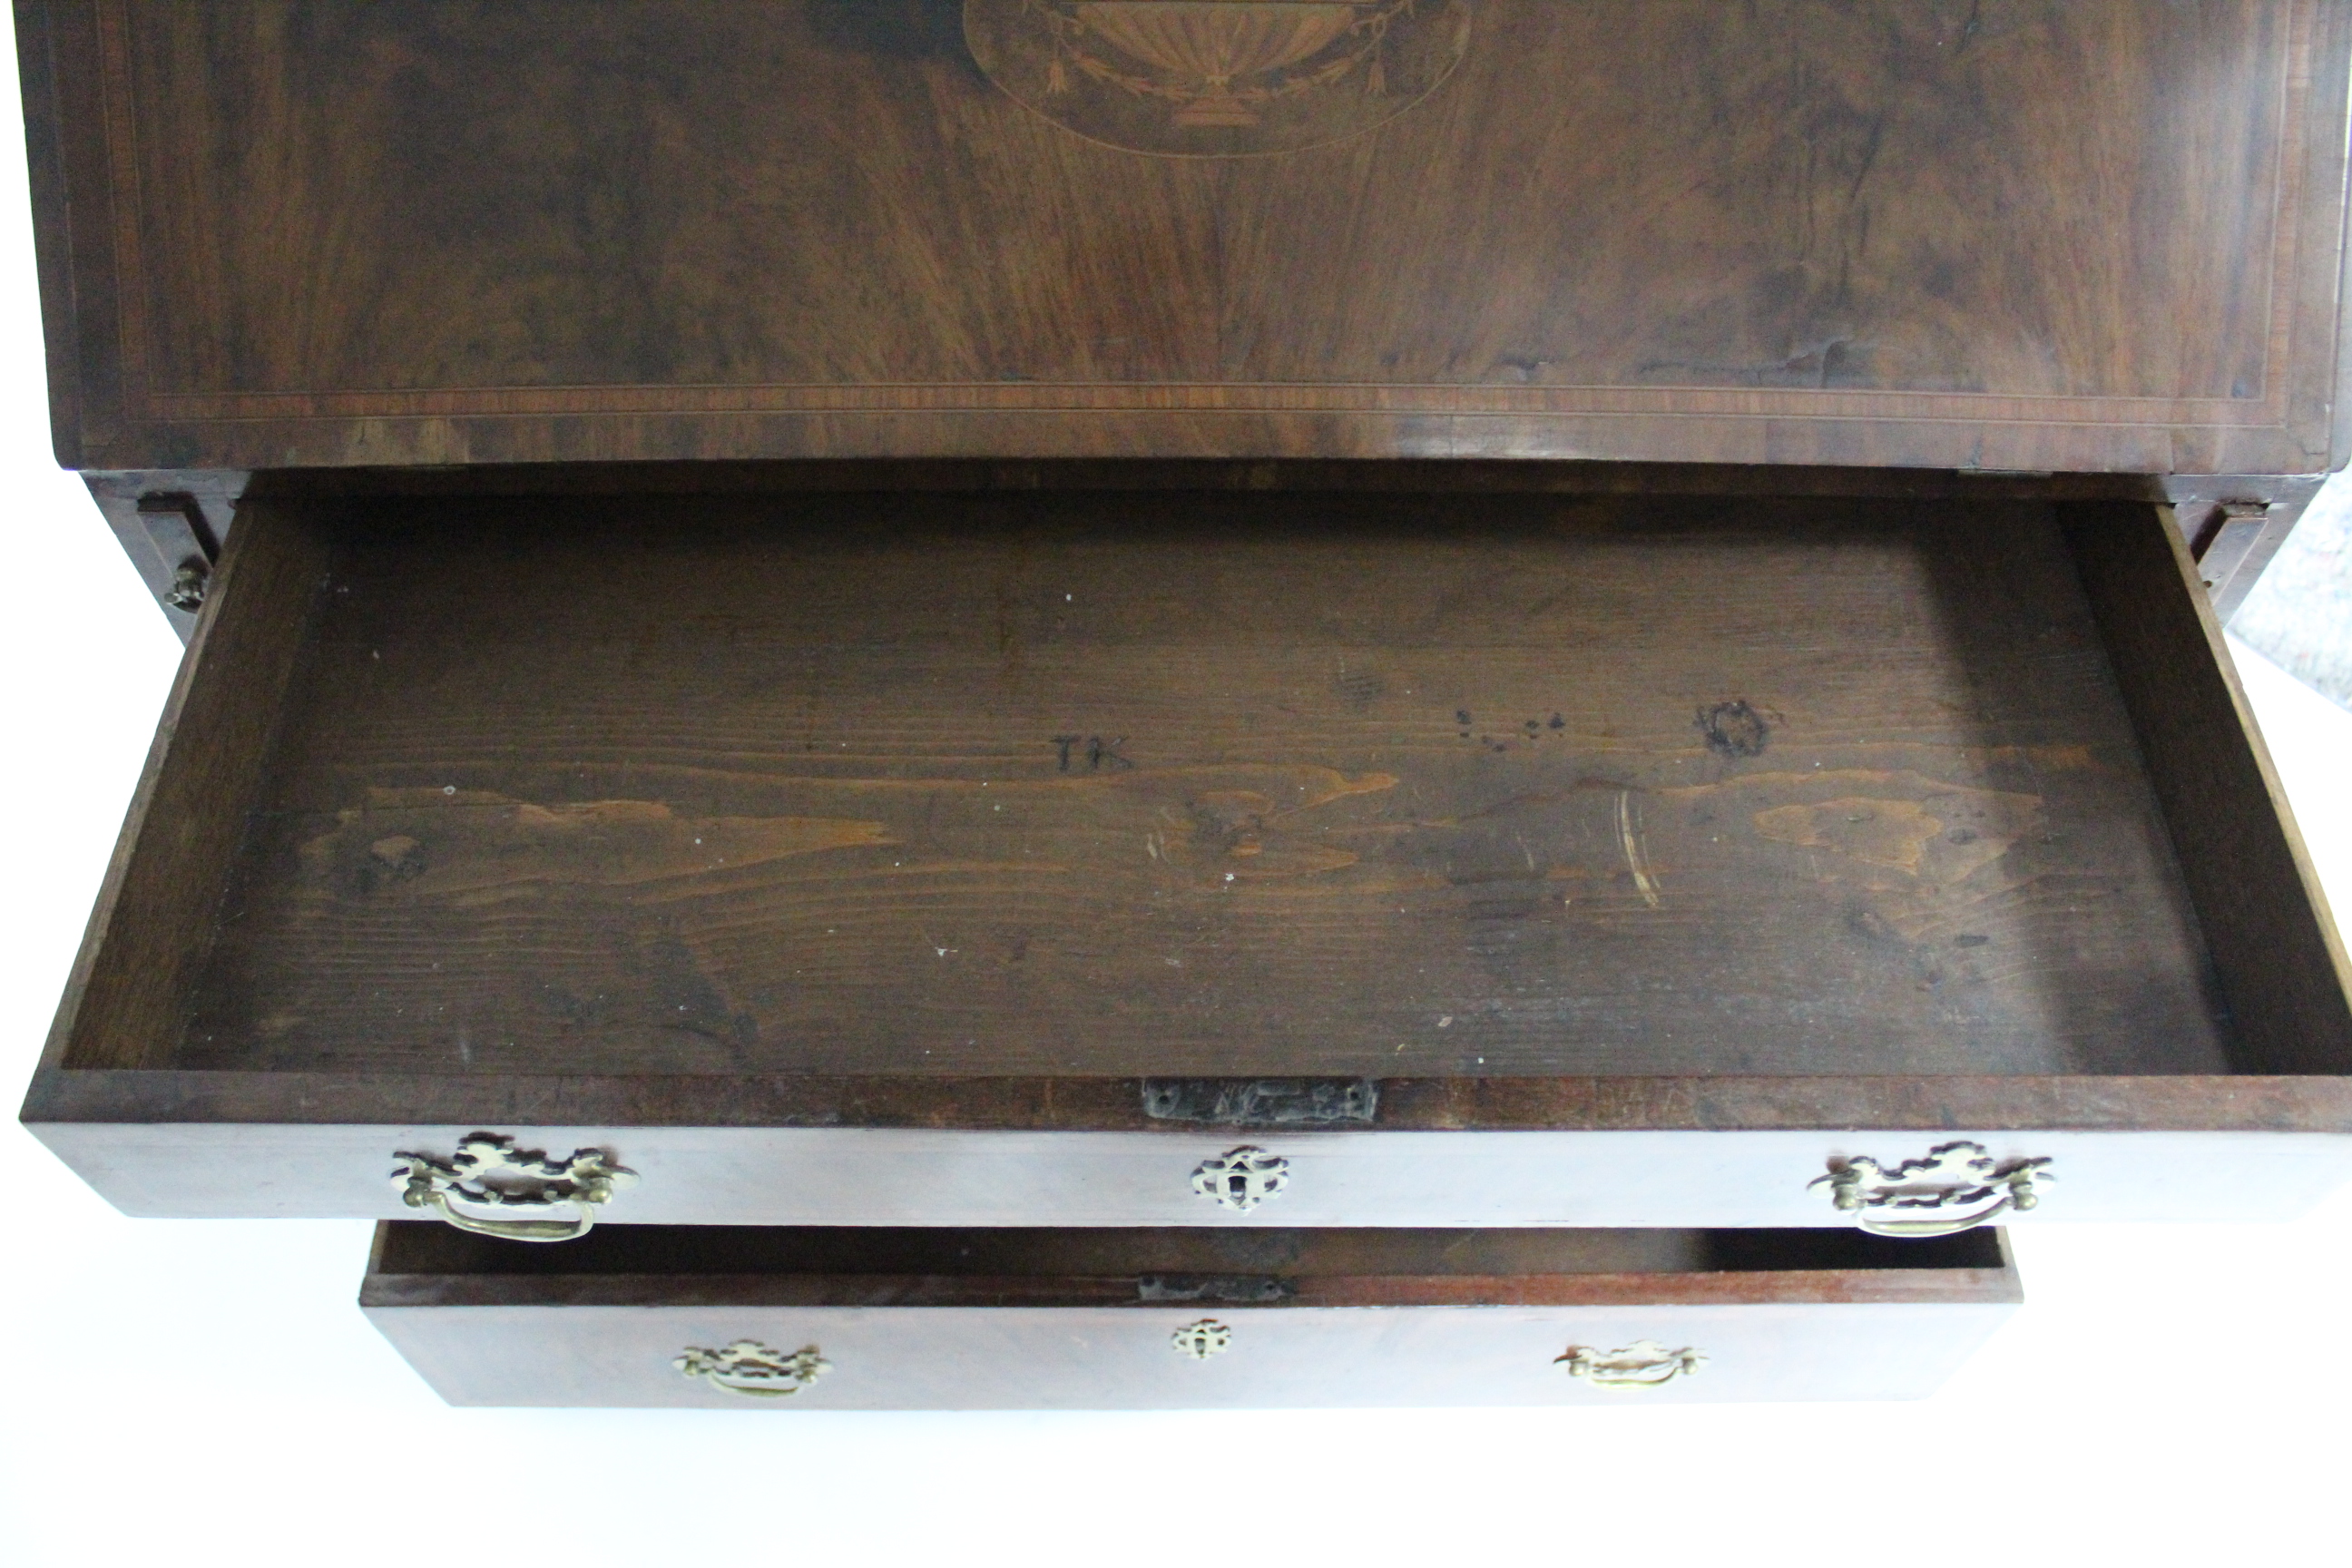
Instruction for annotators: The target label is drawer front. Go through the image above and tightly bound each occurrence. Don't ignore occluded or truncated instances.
[40,1122,2352,1230]
[366,1299,2015,1408]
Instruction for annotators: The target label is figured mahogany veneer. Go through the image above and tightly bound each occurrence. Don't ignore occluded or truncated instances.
[17,0,2352,472]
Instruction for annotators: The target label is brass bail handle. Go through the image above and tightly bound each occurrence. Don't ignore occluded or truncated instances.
[1556,1340,1705,1390]
[406,1185,601,1242]
[1812,1141,2053,1239]
[1851,1192,2019,1239]
[703,1372,801,1398]
[390,1132,637,1243]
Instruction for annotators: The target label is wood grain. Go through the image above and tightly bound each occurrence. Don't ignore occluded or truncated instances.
[2063,501,2352,1073]
[28,1068,2352,1134]
[109,488,2239,1080]
[359,1221,2021,1406]
[22,0,2350,470]
[222,458,2325,508]
[362,1223,2020,1309]
[37,499,327,1074]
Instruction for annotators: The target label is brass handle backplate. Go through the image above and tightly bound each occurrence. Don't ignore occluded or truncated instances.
[1810,1140,2053,1237]
[675,1340,830,1398]
[390,1132,636,1241]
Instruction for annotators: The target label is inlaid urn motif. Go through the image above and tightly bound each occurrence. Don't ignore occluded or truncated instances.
[965,0,1472,157]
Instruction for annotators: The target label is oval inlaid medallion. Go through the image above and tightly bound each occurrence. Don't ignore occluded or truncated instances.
[965,0,1473,158]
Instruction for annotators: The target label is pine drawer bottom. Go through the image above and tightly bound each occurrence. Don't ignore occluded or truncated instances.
[362,1224,2020,1407]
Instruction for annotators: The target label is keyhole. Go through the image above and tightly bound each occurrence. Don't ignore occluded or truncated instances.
[1228,1171,1249,1202]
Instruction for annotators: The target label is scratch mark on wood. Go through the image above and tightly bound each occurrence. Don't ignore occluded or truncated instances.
[1616,790,1661,908]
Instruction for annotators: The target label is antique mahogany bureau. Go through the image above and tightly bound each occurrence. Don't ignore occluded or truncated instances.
[17,0,2352,1406]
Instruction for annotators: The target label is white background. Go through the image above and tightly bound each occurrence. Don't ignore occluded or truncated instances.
[4,31,2351,1568]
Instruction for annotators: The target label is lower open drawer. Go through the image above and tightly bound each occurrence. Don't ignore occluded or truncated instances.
[362,1223,2020,1407]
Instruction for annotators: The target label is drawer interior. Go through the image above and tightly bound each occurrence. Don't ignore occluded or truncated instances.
[363,1223,2018,1308]
[44,480,2351,1097]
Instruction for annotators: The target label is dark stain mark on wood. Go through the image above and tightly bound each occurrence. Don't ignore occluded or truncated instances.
[1698,699,1771,759]
[363,834,426,891]
[1054,734,1132,772]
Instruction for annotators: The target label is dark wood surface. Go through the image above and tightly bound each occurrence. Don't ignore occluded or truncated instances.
[20,0,2352,471]
[359,1221,2021,1406]
[141,490,2238,1080]
[78,463,2343,642]
[26,484,2352,1236]
[36,500,328,1077]
[362,1223,2020,1308]
[27,1066,2352,1134]
[2066,502,2352,1073]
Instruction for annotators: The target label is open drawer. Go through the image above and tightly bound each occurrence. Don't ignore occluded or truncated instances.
[361,1223,2022,1407]
[24,476,2352,1232]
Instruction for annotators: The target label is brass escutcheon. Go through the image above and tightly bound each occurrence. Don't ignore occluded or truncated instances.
[1190,1146,1290,1210]
[1171,1319,1234,1359]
